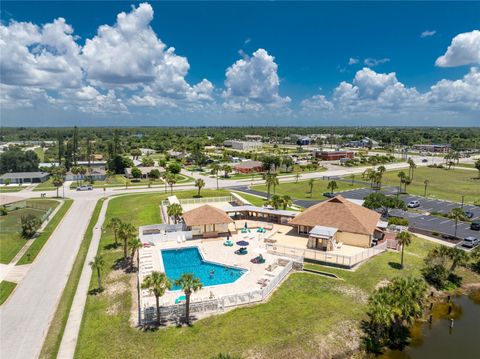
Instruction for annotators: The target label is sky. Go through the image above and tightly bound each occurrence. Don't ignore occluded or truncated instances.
[1,1,479,127]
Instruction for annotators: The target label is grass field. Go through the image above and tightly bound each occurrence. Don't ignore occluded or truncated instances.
[33,179,56,191]
[34,147,45,161]
[73,191,480,359]
[380,167,480,203]
[0,281,17,305]
[0,199,59,264]
[16,199,73,265]
[40,198,105,359]
[251,178,364,200]
[0,186,25,193]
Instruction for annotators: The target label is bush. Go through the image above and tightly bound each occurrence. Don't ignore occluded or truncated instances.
[447,273,463,287]
[0,206,7,216]
[388,217,409,226]
[421,264,448,289]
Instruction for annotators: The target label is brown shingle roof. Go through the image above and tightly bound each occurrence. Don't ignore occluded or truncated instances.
[289,195,380,235]
[183,204,234,226]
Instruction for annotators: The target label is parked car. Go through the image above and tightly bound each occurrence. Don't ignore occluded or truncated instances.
[464,211,474,219]
[323,192,335,198]
[471,220,480,231]
[422,158,428,163]
[462,236,479,248]
[76,185,93,191]
[407,200,420,208]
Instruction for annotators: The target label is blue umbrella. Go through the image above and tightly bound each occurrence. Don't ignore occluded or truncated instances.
[236,240,249,246]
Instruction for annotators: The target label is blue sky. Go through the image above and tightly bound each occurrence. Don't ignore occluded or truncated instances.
[1,1,479,126]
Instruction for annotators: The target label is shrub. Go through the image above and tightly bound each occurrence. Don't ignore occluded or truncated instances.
[388,217,409,226]
[447,273,463,287]
[0,206,7,216]
[421,264,448,289]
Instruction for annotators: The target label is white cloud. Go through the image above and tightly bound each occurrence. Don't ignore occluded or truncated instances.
[57,86,128,113]
[421,30,436,38]
[301,94,334,110]
[0,18,83,89]
[0,84,53,109]
[223,48,290,111]
[363,57,390,67]
[435,30,480,67]
[348,57,359,65]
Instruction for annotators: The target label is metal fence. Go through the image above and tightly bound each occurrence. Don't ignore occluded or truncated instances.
[140,259,295,325]
[265,241,387,268]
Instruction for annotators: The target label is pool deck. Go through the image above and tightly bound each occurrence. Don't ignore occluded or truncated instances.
[139,227,284,309]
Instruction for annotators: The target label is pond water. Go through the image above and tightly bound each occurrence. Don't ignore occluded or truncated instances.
[381,291,480,359]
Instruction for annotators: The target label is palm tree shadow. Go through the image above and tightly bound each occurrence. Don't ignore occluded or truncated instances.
[112,257,128,270]
[388,262,402,270]
[88,287,104,296]
[103,243,118,250]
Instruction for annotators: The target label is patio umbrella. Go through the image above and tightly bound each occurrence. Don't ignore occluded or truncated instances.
[236,240,249,246]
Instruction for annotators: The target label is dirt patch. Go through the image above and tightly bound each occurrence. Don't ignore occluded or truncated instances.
[106,302,121,316]
[104,280,128,297]
[129,274,139,327]
[106,269,124,282]
[331,284,368,304]
[375,279,391,290]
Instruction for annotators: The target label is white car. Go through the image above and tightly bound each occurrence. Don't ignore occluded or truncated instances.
[407,200,420,208]
[76,185,93,191]
[462,236,479,249]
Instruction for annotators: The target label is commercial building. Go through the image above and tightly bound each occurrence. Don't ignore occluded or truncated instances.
[314,151,354,161]
[234,160,264,173]
[412,144,451,153]
[224,140,262,151]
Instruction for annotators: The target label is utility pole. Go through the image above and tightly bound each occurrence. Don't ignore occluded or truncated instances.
[461,195,464,210]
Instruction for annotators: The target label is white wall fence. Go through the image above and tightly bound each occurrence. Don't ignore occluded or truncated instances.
[178,195,233,205]
[265,241,387,268]
[140,259,294,325]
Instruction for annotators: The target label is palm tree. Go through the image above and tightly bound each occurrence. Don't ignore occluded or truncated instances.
[167,203,183,224]
[222,164,232,178]
[194,178,205,197]
[449,207,465,238]
[79,166,87,184]
[308,178,315,197]
[269,195,282,209]
[211,163,220,189]
[396,231,412,269]
[141,272,171,326]
[265,173,278,199]
[174,273,203,325]
[165,173,177,194]
[407,158,416,180]
[475,159,480,179]
[397,171,406,194]
[327,180,338,193]
[52,175,64,198]
[295,173,300,183]
[423,179,429,197]
[89,255,105,291]
[447,247,469,273]
[128,237,143,268]
[282,195,292,210]
[118,222,136,261]
[106,217,123,248]
[71,166,80,186]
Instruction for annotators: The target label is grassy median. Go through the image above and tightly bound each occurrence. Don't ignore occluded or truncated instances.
[0,281,17,305]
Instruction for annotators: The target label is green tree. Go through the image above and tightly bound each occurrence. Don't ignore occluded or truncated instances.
[131,166,142,179]
[295,173,300,183]
[167,162,182,174]
[52,175,64,198]
[423,179,429,197]
[3,178,11,186]
[89,255,105,291]
[222,164,232,178]
[282,195,292,210]
[308,178,315,197]
[128,237,143,268]
[327,180,338,193]
[141,272,171,326]
[449,207,466,238]
[265,173,279,199]
[149,169,161,179]
[165,173,177,194]
[130,148,141,160]
[269,195,282,210]
[396,231,412,269]
[397,171,407,194]
[194,178,205,197]
[20,214,41,239]
[407,158,416,180]
[106,217,122,248]
[475,159,480,178]
[447,247,469,273]
[174,273,203,325]
[167,203,183,224]
[142,157,155,167]
[211,163,221,189]
[118,222,136,261]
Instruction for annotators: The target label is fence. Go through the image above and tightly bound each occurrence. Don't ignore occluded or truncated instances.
[265,241,387,268]
[177,196,233,205]
[140,259,295,325]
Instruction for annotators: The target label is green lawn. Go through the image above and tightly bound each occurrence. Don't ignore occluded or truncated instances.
[34,147,45,161]
[72,191,480,359]
[33,179,56,191]
[232,191,268,207]
[16,199,73,265]
[251,178,364,200]
[0,200,59,264]
[74,195,480,359]
[380,167,480,203]
[40,198,105,359]
[0,281,17,305]
[0,186,25,193]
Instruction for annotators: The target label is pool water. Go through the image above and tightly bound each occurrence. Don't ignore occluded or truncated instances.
[161,247,246,290]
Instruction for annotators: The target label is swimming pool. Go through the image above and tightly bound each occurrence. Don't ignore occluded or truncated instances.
[160,247,246,290]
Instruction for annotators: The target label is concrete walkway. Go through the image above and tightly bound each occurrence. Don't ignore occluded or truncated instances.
[57,198,110,359]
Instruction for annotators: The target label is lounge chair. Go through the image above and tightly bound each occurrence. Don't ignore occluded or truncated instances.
[234,247,248,255]
[224,240,234,247]
[250,255,266,264]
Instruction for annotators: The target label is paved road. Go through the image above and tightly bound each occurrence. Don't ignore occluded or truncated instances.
[0,199,97,359]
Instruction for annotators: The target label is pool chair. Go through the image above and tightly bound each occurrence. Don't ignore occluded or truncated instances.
[234,247,248,255]
[224,240,234,247]
[175,295,186,304]
[251,255,266,264]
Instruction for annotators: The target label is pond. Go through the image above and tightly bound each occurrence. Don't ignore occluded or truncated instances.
[380,291,480,359]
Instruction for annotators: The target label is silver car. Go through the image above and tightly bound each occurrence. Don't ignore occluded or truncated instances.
[462,236,479,248]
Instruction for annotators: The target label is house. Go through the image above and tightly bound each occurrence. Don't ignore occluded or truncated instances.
[296,137,310,146]
[289,195,382,250]
[344,137,379,148]
[245,135,263,141]
[66,168,106,181]
[234,160,264,173]
[224,140,262,151]
[412,144,451,153]
[314,151,354,161]
[0,172,50,184]
[140,148,156,155]
[182,204,234,237]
